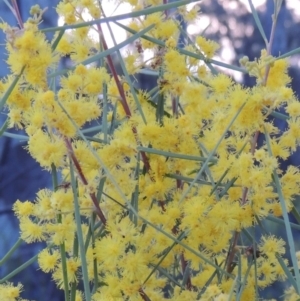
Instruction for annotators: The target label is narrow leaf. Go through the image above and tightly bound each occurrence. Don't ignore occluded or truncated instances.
[247,0,268,46]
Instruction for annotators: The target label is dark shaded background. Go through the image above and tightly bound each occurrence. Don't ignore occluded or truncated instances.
[1,0,300,300]
[0,1,64,300]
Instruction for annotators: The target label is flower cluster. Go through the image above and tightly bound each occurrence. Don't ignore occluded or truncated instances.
[1,0,300,300]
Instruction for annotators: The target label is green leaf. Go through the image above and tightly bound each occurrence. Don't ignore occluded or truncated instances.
[236,257,253,299]
[269,110,290,121]
[264,126,300,294]
[48,24,155,78]
[178,100,247,205]
[276,47,300,60]
[70,159,91,301]
[0,132,28,140]
[115,21,246,73]
[0,68,24,112]
[148,264,184,289]
[143,231,186,286]
[103,17,147,124]
[266,214,300,231]
[276,253,298,293]
[137,146,218,163]
[0,238,23,266]
[156,85,165,125]
[129,185,139,226]
[247,0,268,46]
[51,28,65,51]
[0,254,38,283]
[291,206,300,225]
[166,173,218,186]
[0,118,9,137]
[197,261,223,299]
[140,218,238,281]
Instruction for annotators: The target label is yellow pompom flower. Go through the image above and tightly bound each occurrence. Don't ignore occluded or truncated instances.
[0,282,24,301]
[38,249,60,273]
[56,36,72,56]
[286,101,300,118]
[196,36,219,58]
[284,285,300,301]
[259,235,285,260]
[26,129,67,169]
[19,217,45,243]
[13,200,34,217]
[267,58,291,88]
[52,257,80,288]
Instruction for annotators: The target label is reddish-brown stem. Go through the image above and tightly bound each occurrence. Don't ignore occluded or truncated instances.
[138,288,152,301]
[176,170,183,190]
[97,24,131,118]
[172,96,178,118]
[96,23,152,173]
[157,200,165,212]
[180,253,193,290]
[163,0,168,17]
[251,131,260,154]
[64,138,107,225]
[96,5,187,292]
[226,231,239,274]
[94,22,168,213]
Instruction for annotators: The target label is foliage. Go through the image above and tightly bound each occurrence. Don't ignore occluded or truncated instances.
[1,0,300,300]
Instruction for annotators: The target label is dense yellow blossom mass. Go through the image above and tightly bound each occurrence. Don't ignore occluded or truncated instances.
[1,0,300,300]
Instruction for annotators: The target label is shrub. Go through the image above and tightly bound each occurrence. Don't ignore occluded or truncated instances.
[1,0,300,300]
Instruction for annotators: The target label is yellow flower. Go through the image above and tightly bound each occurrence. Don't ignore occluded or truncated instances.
[94,236,125,269]
[56,36,72,55]
[258,258,277,286]
[87,67,110,87]
[53,257,80,287]
[92,281,123,300]
[0,282,23,301]
[165,36,177,48]
[202,284,222,299]
[259,235,285,259]
[33,189,56,221]
[124,52,141,75]
[61,74,83,93]
[172,286,198,301]
[209,73,233,94]
[286,101,300,118]
[183,6,200,22]
[50,189,74,213]
[284,285,300,301]
[196,36,219,58]
[46,215,76,246]
[87,3,101,19]
[19,217,45,243]
[13,200,34,217]
[267,58,291,88]
[56,2,77,24]
[155,19,178,40]
[38,249,60,272]
[7,108,24,129]
[26,129,67,169]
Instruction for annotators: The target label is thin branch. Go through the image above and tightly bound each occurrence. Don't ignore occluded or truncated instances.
[64,138,107,225]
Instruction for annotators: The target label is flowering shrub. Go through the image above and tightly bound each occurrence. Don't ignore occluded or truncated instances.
[1,0,300,300]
